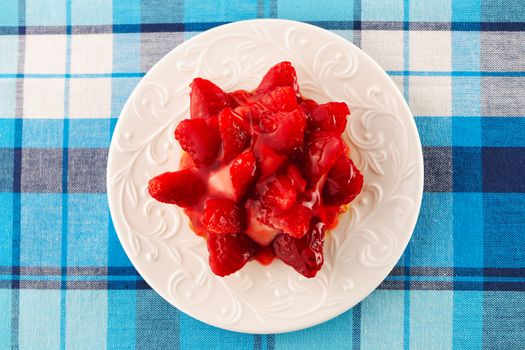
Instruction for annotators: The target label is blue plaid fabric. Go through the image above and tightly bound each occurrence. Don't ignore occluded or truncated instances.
[1,0,524,349]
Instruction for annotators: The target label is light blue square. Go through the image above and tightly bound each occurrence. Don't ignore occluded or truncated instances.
[453,291,483,349]
[66,290,108,350]
[69,119,110,148]
[410,291,453,349]
[452,77,481,116]
[452,117,481,147]
[136,290,181,348]
[71,0,112,25]
[411,193,453,266]
[19,290,61,350]
[0,118,15,147]
[26,0,66,25]
[20,194,62,266]
[183,0,257,23]
[113,0,141,25]
[453,193,483,267]
[22,119,63,148]
[0,1,18,26]
[415,117,452,146]
[111,77,140,117]
[452,32,480,71]
[0,79,17,118]
[142,0,183,23]
[179,312,254,350]
[452,0,481,22]
[482,117,525,147]
[278,0,353,21]
[113,34,141,72]
[108,218,134,267]
[483,292,525,348]
[0,290,11,349]
[0,193,13,266]
[68,194,108,266]
[361,290,404,350]
[410,0,451,22]
[107,290,136,350]
[482,0,525,22]
[274,310,354,350]
[0,36,18,73]
[362,0,404,22]
[484,193,525,267]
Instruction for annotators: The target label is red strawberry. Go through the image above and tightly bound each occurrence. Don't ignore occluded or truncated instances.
[255,62,299,95]
[323,156,364,206]
[207,232,257,276]
[229,89,252,105]
[245,199,279,246]
[258,109,307,152]
[190,78,234,119]
[148,170,206,208]
[202,198,242,234]
[175,118,221,167]
[254,245,275,265]
[285,163,307,193]
[257,86,298,112]
[298,98,319,117]
[273,221,325,278]
[230,151,258,200]
[305,131,344,184]
[257,175,297,211]
[310,102,349,134]
[218,108,251,163]
[255,145,287,180]
[267,203,313,238]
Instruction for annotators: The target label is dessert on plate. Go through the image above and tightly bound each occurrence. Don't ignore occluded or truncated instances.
[148,62,363,278]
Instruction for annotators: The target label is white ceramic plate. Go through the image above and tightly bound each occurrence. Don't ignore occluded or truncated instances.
[107,19,423,334]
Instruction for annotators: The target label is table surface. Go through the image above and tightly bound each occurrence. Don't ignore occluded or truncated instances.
[1,1,524,349]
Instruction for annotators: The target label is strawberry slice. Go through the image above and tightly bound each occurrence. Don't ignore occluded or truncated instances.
[207,232,256,276]
[298,98,319,117]
[255,145,287,180]
[323,156,364,206]
[245,199,279,246]
[148,170,206,207]
[273,221,325,278]
[267,202,313,238]
[285,163,307,193]
[218,108,251,163]
[202,198,242,234]
[175,118,221,167]
[230,151,258,200]
[305,131,344,184]
[257,86,298,113]
[257,175,297,211]
[229,89,252,105]
[255,62,299,95]
[310,102,349,134]
[190,78,234,119]
[257,109,307,152]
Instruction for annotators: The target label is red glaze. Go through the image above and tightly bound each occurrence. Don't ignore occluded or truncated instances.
[148,62,363,278]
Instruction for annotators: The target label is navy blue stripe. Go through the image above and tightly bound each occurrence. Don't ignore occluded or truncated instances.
[0,21,524,35]
[402,2,411,349]
[10,1,25,348]
[267,335,275,350]
[352,304,361,350]
[0,279,523,291]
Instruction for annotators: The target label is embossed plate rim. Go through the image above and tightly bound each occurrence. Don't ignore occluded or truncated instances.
[107,18,424,334]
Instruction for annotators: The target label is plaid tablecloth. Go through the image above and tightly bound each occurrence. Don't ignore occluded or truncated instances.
[1,0,524,349]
